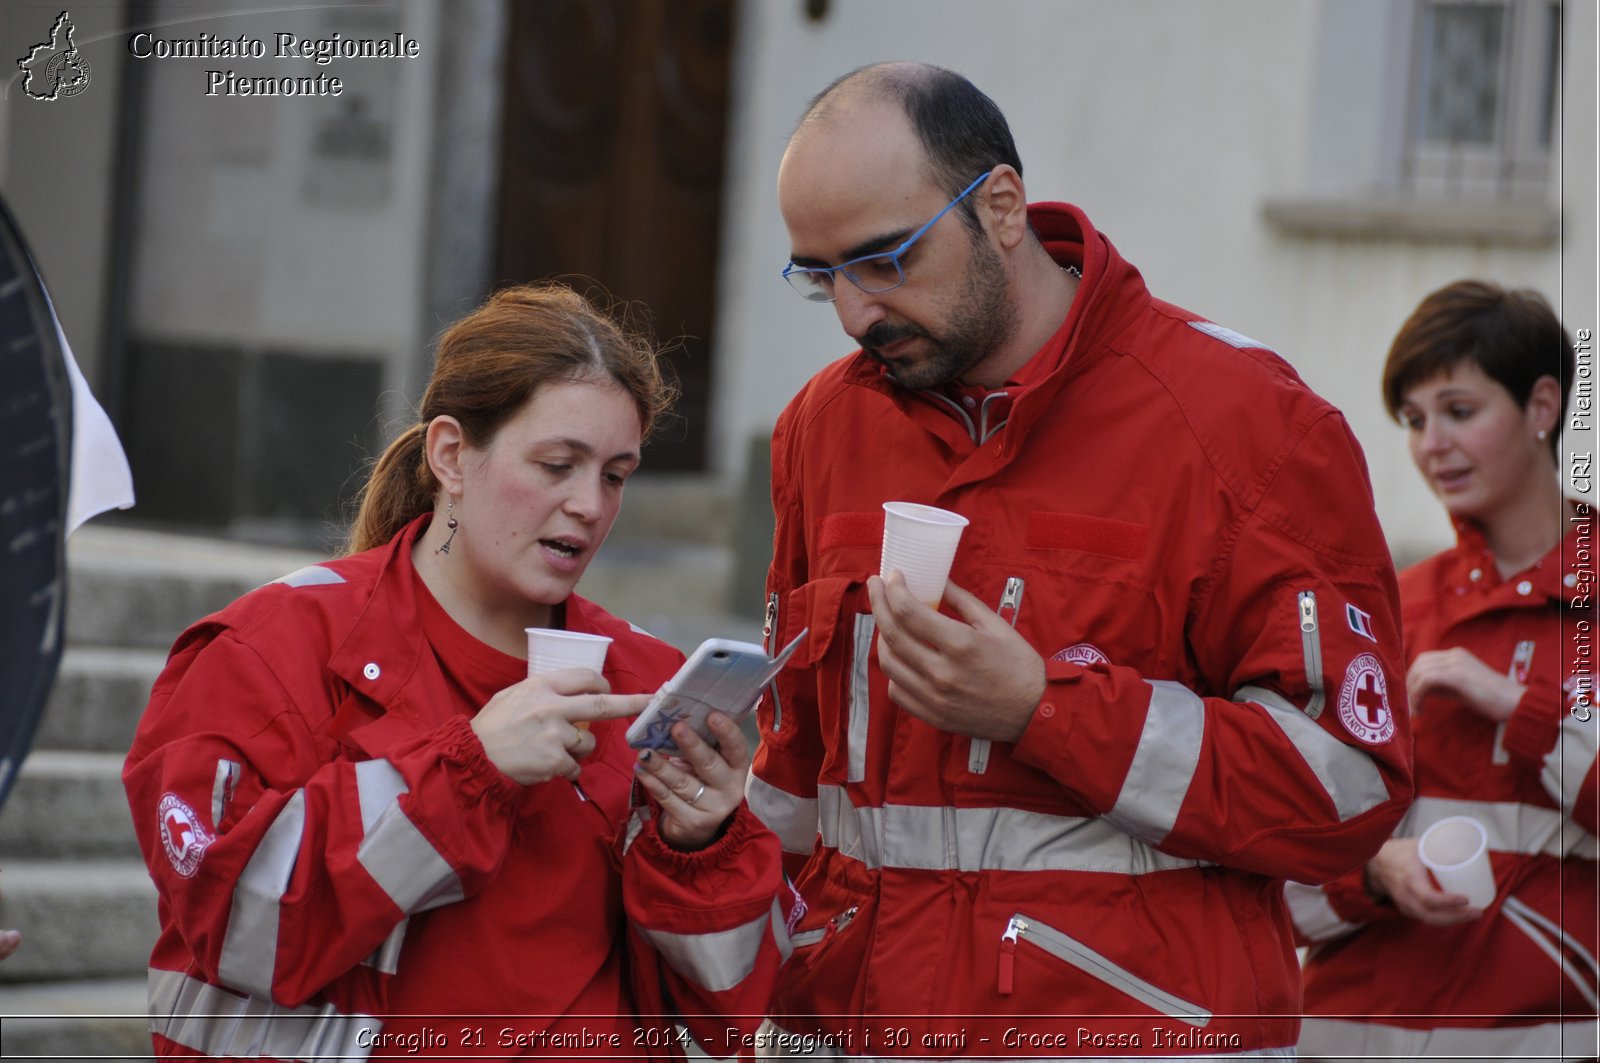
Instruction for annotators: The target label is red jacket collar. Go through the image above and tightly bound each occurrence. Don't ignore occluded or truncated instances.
[1445,505,1595,600]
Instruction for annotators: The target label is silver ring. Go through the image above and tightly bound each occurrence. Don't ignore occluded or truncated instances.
[688,782,707,806]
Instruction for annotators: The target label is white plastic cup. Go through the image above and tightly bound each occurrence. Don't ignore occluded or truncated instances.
[527,629,612,734]
[526,629,612,677]
[1417,816,1496,908]
[880,502,970,607]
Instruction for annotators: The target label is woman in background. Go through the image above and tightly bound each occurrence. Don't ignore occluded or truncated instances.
[124,283,790,1059]
[1290,280,1596,1061]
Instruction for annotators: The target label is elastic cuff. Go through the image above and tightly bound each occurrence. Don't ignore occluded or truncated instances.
[433,714,524,809]
[1322,865,1393,925]
[1500,687,1562,765]
[633,802,762,870]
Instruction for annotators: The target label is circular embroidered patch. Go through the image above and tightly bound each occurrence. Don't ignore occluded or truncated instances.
[1337,653,1394,744]
[159,793,213,878]
[1051,643,1109,666]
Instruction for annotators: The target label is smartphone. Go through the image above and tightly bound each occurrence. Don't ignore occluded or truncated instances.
[625,629,808,753]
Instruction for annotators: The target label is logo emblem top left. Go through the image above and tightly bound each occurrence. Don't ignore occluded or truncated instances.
[17,11,92,101]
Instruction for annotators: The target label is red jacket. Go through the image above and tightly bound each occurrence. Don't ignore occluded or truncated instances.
[1293,508,1598,1061]
[748,202,1413,1056]
[124,517,791,1060]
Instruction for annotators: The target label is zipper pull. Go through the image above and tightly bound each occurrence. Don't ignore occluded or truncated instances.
[998,916,1025,995]
[763,593,780,650]
[998,577,1025,628]
[799,905,859,971]
[1298,590,1317,633]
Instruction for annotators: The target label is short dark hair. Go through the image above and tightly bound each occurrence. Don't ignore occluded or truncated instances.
[805,63,1022,233]
[1381,279,1574,460]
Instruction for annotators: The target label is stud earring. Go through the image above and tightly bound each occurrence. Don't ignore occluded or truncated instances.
[436,499,459,555]
[1537,429,1548,441]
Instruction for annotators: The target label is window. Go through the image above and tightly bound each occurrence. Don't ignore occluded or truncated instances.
[1262,0,1565,245]
[1402,0,1563,202]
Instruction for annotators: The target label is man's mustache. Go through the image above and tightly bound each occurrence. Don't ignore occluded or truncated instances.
[857,323,928,351]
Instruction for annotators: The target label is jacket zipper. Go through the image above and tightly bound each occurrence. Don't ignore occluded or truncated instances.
[1298,590,1325,719]
[764,592,784,732]
[789,904,858,950]
[970,577,1026,774]
[998,913,1211,1026]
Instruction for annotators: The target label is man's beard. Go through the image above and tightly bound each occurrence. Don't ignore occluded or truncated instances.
[859,236,1019,391]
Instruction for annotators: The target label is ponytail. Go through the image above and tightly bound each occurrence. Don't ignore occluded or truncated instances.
[345,423,434,554]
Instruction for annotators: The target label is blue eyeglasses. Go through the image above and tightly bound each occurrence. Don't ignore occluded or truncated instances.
[781,172,991,302]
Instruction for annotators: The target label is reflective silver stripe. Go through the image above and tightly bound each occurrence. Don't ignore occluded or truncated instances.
[1009,912,1211,1026]
[847,614,873,783]
[212,759,240,828]
[353,758,407,832]
[219,791,306,997]
[354,759,463,914]
[1283,880,1362,942]
[745,772,819,856]
[638,904,774,993]
[274,564,346,588]
[1104,681,1204,844]
[1502,896,1600,1010]
[362,917,407,975]
[149,967,378,1060]
[1188,319,1271,352]
[1544,711,1599,814]
[771,897,797,964]
[1298,1016,1594,1061]
[977,391,1010,443]
[923,390,979,442]
[816,785,1207,875]
[621,806,650,855]
[1397,795,1599,858]
[1236,685,1390,821]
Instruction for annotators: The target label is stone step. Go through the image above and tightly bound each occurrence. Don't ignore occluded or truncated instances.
[0,977,150,1061]
[606,474,734,546]
[577,540,750,644]
[38,647,166,754]
[0,861,157,984]
[0,751,137,860]
[0,979,150,1063]
[65,525,745,655]
[66,526,321,651]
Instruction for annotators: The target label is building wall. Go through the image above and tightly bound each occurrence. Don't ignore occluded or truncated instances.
[1,0,128,388]
[3,0,1592,560]
[712,0,1596,563]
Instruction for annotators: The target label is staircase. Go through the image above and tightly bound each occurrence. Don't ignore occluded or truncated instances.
[0,474,760,1059]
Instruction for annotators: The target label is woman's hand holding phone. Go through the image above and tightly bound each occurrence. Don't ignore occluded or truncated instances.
[633,711,750,851]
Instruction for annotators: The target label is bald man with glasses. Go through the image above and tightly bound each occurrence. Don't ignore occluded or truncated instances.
[744,61,1414,1061]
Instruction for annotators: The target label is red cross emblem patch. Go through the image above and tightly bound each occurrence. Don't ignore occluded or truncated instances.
[1337,653,1394,744]
[158,793,213,878]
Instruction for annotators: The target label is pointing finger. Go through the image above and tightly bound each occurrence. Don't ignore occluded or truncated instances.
[569,692,651,724]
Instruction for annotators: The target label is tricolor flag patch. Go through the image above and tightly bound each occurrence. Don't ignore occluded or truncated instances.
[1345,603,1376,642]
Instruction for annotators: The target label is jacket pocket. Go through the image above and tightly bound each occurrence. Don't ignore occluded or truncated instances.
[768,576,868,783]
[998,912,1212,1027]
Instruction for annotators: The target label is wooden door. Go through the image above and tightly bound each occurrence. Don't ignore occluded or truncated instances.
[495,0,737,471]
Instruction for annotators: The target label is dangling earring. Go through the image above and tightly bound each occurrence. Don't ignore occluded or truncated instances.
[436,499,459,555]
